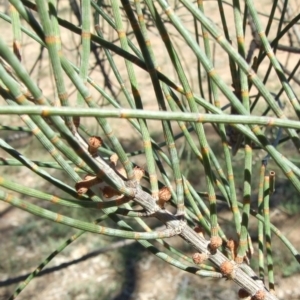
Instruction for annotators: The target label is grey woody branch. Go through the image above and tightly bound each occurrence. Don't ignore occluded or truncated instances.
[79,133,277,300]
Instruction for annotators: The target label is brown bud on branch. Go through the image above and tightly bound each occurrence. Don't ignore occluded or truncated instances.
[157,186,171,208]
[209,236,222,252]
[192,252,208,264]
[220,261,235,279]
[88,136,103,157]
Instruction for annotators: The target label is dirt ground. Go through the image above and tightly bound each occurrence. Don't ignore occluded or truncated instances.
[1,0,300,299]
[1,202,300,300]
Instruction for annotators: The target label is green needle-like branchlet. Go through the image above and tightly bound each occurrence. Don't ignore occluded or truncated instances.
[263,176,275,292]
[0,190,181,240]
[257,163,266,281]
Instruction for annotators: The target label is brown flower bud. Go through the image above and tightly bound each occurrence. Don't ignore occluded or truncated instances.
[159,186,171,201]
[88,136,103,157]
[209,236,222,251]
[251,290,265,300]
[157,186,171,208]
[192,252,208,264]
[220,261,234,277]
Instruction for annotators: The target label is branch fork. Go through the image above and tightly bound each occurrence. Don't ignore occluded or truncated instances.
[79,133,277,300]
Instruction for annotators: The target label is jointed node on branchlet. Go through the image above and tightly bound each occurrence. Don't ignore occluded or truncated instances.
[88,136,103,157]
[13,40,22,61]
[235,251,251,265]
[226,125,241,152]
[192,252,208,264]
[157,186,172,208]
[219,261,235,279]
[209,236,222,253]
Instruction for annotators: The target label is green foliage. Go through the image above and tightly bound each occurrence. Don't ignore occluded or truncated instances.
[1,0,300,299]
